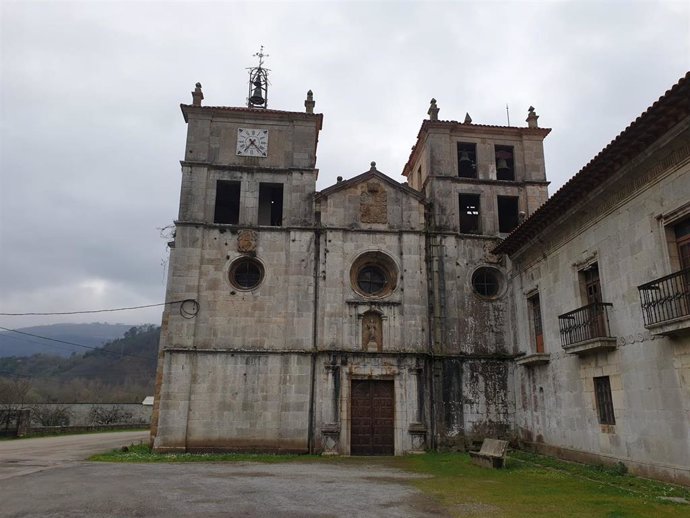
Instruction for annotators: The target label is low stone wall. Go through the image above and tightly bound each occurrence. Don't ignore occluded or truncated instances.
[28,403,152,428]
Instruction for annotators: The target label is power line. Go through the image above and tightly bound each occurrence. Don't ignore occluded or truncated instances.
[0,299,193,317]
[0,326,158,363]
[0,329,81,354]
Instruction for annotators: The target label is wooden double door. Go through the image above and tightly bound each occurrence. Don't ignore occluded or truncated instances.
[350,380,394,455]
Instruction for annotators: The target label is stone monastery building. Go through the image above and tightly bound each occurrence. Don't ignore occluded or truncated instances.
[152,70,690,485]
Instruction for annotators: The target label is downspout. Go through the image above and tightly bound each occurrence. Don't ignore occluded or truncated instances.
[424,201,438,450]
[307,208,322,453]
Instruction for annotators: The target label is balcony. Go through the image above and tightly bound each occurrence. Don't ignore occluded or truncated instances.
[638,267,690,336]
[516,352,551,367]
[558,302,617,355]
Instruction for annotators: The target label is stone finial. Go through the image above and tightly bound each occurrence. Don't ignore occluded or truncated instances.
[370,161,377,171]
[192,82,204,107]
[305,89,315,114]
[526,106,539,128]
[427,98,439,121]
[464,112,472,124]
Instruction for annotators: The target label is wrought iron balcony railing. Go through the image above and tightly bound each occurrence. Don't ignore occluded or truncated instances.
[558,302,614,348]
[638,267,690,326]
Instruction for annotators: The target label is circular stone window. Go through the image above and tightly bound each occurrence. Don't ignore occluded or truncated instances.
[471,267,502,298]
[350,252,398,298]
[229,257,264,290]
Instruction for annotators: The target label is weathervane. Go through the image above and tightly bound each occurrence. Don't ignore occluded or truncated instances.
[247,45,270,108]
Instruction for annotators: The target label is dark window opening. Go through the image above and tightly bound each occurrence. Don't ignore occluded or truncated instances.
[213,180,241,224]
[459,194,481,234]
[675,218,690,270]
[229,258,264,290]
[472,268,500,297]
[581,263,602,305]
[457,142,477,178]
[495,145,515,181]
[258,183,283,226]
[530,294,544,353]
[594,376,615,425]
[497,196,520,233]
[357,265,388,295]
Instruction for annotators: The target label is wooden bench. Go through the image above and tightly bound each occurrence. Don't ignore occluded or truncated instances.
[469,438,509,468]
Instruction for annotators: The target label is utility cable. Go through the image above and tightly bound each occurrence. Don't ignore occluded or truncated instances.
[0,299,197,317]
[0,326,158,363]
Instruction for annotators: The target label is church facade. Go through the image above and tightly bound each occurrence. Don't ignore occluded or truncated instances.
[151,72,689,483]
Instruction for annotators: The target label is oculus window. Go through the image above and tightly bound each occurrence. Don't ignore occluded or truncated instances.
[350,252,398,298]
[229,257,264,290]
[471,267,502,298]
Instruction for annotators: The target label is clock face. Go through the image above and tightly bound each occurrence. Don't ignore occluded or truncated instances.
[236,128,268,157]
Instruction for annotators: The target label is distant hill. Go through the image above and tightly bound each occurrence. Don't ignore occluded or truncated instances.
[0,324,160,403]
[0,323,134,357]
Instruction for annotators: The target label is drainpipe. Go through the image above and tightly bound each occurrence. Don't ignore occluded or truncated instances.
[307,213,322,453]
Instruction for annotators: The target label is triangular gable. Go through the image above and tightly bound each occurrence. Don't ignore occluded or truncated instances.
[316,166,425,203]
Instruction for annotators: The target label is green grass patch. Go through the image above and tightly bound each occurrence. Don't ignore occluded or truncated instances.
[90,445,689,516]
[394,452,689,517]
[89,443,319,463]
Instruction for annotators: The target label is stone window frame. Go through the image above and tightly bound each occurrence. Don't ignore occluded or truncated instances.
[469,265,506,301]
[350,251,399,299]
[659,202,690,272]
[593,375,616,425]
[527,291,545,354]
[228,256,265,291]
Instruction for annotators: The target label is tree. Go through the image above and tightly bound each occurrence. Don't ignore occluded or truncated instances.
[0,377,33,433]
[30,404,72,427]
[88,404,133,425]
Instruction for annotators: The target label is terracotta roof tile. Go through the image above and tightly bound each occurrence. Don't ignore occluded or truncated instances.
[493,71,690,256]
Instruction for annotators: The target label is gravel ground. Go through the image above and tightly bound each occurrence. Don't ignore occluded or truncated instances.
[0,432,448,517]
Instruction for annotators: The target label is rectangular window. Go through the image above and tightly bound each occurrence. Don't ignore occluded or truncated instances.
[529,294,544,353]
[594,376,615,425]
[258,183,284,226]
[459,194,480,234]
[581,263,602,305]
[457,142,477,178]
[497,196,520,233]
[495,145,515,181]
[213,180,241,224]
[675,218,690,270]
[417,166,422,191]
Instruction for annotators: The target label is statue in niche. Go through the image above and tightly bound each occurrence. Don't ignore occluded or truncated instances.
[362,312,382,352]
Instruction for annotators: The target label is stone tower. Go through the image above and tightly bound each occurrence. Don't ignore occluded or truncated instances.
[401,101,550,447]
[151,81,323,452]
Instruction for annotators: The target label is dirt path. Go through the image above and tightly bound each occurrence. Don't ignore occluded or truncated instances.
[0,430,148,480]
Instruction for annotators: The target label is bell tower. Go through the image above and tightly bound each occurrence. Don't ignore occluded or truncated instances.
[151,53,323,452]
[247,46,269,108]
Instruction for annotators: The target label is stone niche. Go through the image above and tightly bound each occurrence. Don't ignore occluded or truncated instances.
[361,311,383,351]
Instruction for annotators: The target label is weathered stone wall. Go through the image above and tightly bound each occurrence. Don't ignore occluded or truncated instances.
[154,351,311,452]
[510,124,690,484]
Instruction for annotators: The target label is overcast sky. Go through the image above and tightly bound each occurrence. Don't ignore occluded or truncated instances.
[1,0,688,330]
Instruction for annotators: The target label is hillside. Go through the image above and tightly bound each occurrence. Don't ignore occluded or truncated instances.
[0,325,160,403]
[0,322,134,357]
